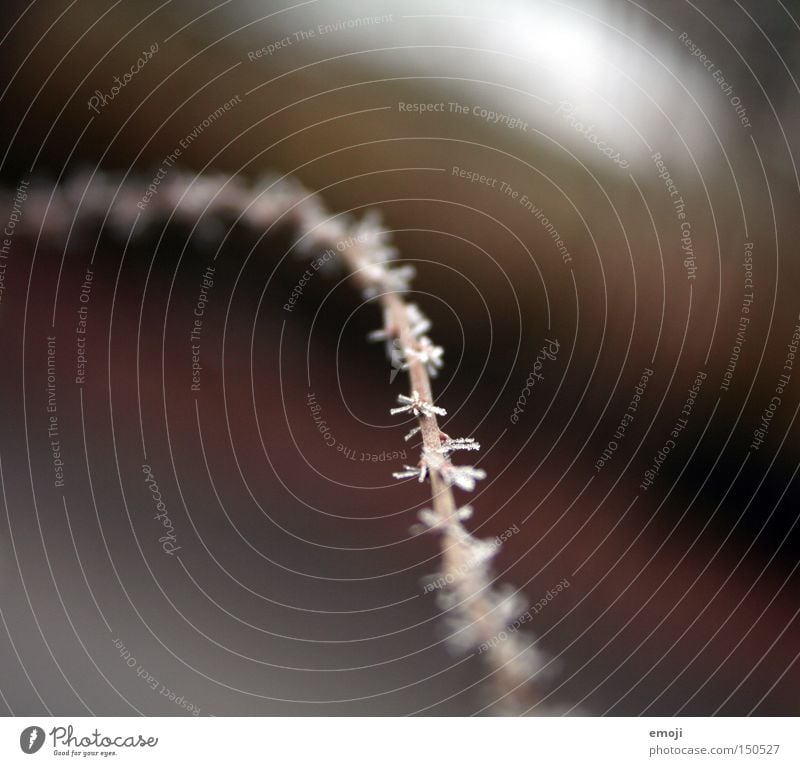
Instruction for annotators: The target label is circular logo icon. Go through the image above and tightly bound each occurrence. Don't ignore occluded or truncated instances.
[19,726,45,754]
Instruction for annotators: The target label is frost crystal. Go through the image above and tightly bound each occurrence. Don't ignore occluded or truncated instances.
[393,449,440,484]
[456,506,474,521]
[437,437,480,455]
[403,335,444,377]
[421,448,445,476]
[393,465,427,483]
[362,264,416,299]
[417,508,440,529]
[468,537,501,567]
[405,304,432,337]
[384,264,417,292]
[366,308,393,343]
[296,214,349,257]
[369,304,431,343]
[390,391,446,418]
[415,506,473,533]
[350,211,388,249]
[367,310,404,373]
[403,425,421,442]
[350,212,398,263]
[441,464,487,492]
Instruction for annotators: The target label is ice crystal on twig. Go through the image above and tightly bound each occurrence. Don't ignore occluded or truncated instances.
[405,304,432,337]
[404,425,422,441]
[390,391,446,418]
[459,535,501,569]
[437,437,481,455]
[369,305,435,380]
[418,506,473,530]
[417,508,440,529]
[368,304,430,342]
[296,215,350,258]
[393,465,427,483]
[367,309,405,374]
[381,264,417,293]
[351,210,399,263]
[441,463,487,492]
[403,335,444,377]
[393,448,483,492]
[395,449,444,484]
[367,308,394,343]
[361,264,416,299]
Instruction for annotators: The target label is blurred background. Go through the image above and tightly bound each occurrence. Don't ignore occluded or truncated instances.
[0,0,798,715]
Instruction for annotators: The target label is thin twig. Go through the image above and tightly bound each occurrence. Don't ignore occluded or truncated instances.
[298,192,543,714]
[20,170,544,712]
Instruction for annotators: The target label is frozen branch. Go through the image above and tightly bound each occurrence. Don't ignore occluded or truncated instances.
[19,170,544,713]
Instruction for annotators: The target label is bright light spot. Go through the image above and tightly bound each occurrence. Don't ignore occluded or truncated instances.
[495,6,602,84]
